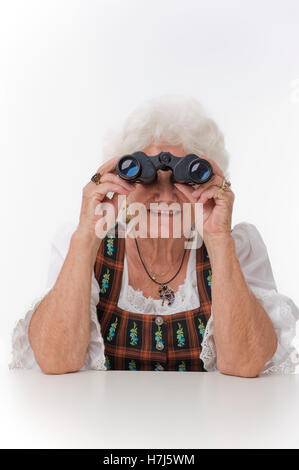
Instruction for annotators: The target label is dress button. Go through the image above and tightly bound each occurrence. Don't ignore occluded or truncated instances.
[156,364,164,371]
[155,316,164,326]
[156,342,164,351]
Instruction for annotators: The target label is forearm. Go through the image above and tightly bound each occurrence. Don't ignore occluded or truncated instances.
[29,232,101,374]
[205,234,278,377]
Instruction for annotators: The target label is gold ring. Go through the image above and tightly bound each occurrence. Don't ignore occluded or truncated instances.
[215,178,231,199]
[91,172,102,185]
[216,187,225,199]
[220,178,231,191]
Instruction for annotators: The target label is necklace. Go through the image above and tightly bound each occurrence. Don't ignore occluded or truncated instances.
[134,238,187,306]
[148,265,170,279]
[149,260,182,280]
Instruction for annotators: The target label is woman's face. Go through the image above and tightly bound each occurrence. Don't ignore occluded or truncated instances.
[125,143,196,239]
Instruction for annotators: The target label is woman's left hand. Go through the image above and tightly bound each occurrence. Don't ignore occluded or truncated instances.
[174,154,235,239]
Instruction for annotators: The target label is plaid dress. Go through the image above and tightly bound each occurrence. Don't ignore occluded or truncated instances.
[94,222,212,372]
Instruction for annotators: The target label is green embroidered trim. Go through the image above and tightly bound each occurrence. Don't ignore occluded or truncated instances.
[104,355,111,369]
[176,322,185,347]
[198,318,205,336]
[106,236,114,256]
[155,324,164,345]
[130,321,138,346]
[207,269,212,286]
[100,268,110,293]
[107,317,118,342]
[128,359,137,370]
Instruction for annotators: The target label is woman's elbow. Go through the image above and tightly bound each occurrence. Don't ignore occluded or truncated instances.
[36,353,85,375]
[217,334,278,378]
[218,364,260,378]
[217,358,263,378]
[40,363,82,375]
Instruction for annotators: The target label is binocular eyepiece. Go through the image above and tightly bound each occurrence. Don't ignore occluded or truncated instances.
[116,151,213,186]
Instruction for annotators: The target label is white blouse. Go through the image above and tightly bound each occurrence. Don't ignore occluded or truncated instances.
[9,220,299,375]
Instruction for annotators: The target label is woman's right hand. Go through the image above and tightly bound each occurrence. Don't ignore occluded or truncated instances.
[74,155,136,249]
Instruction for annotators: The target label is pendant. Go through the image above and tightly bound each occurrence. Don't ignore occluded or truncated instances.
[158,284,175,306]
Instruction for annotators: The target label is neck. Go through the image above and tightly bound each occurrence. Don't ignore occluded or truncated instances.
[125,234,188,269]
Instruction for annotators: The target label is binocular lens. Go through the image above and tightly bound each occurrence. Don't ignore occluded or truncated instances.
[190,160,212,183]
[118,157,140,179]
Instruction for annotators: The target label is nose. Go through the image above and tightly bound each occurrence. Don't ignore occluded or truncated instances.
[151,170,177,201]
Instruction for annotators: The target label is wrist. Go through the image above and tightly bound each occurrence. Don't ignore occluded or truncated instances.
[204,232,235,264]
[71,229,103,262]
[204,230,233,244]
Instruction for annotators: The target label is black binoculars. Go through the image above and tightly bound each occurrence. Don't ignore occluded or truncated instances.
[116,151,213,186]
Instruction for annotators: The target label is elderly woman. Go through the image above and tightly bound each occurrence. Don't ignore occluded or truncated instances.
[9,95,299,376]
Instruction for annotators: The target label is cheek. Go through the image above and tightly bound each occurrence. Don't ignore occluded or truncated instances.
[129,186,147,203]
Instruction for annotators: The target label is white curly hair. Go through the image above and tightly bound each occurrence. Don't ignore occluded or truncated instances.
[101,94,230,175]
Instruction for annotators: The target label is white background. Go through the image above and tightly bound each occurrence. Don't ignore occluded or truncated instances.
[1,0,299,420]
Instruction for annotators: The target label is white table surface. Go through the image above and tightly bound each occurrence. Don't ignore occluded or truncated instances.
[2,368,299,449]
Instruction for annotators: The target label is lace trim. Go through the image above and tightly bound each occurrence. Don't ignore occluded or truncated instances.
[200,288,299,375]
[200,315,299,375]
[259,356,296,375]
[250,285,299,374]
[121,281,200,314]
[200,313,217,371]
[9,276,108,372]
[9,287,53,370]
[117,249,200,315]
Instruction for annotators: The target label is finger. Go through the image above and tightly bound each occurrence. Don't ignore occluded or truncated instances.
[197,153,225,178]
[191,174,225,197]
[198,186,219,205]
[88,182,131,200]
[96,155,121,176]
[99,172,136,192]
[198,185,233,204]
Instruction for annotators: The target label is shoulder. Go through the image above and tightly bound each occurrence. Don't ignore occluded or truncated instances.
[231,221,268,260]
[231,221,265,244]
[231,221,277,290]
[50,219,78,259]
